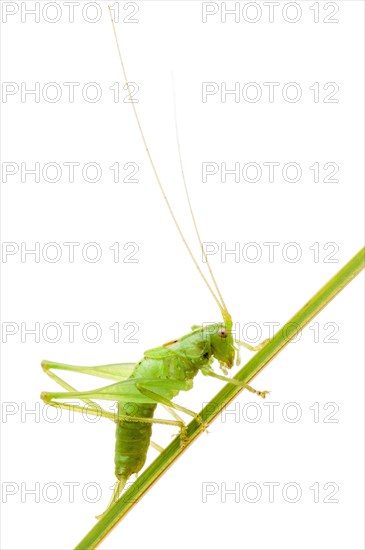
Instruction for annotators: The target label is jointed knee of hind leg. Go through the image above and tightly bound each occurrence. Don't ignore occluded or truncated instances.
[40,391,51,403]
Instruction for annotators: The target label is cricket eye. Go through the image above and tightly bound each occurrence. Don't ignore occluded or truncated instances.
[218,327,228,338]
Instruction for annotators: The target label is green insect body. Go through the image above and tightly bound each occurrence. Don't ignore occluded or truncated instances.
[42,322,245,513]
[113,322,234,488]
[41,10,268,518]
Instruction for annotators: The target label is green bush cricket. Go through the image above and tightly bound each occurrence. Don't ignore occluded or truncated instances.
[40,7,269,519]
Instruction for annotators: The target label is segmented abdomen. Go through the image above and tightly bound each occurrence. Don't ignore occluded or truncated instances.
[114,402,157,481]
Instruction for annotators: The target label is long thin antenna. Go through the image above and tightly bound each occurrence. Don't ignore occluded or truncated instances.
[172,77,230,319]
[108,7,226,317]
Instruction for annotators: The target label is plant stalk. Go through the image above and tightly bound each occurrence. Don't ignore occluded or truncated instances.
[76,246,364,549]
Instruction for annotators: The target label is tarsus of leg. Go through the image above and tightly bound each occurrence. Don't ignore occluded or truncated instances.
[237,339,269,352]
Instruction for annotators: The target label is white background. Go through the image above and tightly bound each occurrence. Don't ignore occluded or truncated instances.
[1,1,364,549]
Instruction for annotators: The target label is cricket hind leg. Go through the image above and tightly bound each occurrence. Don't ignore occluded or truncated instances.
[96,477,127,520]
[42,375,194,445]
[41,359,136,385]
[42,391,187,430]
[41,365,187,512]
[41,367,187,432]
[41,361,116,418]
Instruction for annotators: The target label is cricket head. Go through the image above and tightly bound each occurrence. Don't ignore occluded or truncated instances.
[207,319,235,370]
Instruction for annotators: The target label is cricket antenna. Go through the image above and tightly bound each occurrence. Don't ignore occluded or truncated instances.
[108,7,229,321]
[172,77,230,320]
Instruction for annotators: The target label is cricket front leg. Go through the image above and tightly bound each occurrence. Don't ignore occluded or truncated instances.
[201,367,270,399]
[237,339,269,352]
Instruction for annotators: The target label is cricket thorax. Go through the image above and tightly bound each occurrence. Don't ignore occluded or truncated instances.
[135,322,234,384]
[161,322,235,376]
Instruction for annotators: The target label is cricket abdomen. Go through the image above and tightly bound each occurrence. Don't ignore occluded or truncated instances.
[114,402,157,481]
